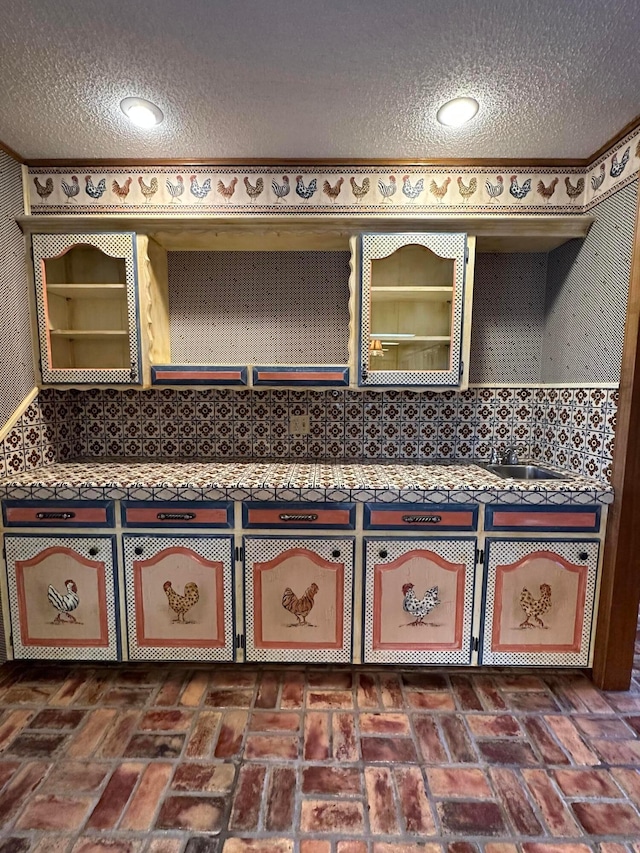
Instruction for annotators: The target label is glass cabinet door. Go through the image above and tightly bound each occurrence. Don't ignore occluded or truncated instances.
[358,233,467,387]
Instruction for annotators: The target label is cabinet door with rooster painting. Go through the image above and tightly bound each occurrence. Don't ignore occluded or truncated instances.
[243,536,354,663]
[4,534,120,661]
[481,539,600,667]
[122,534,235,661]
[362,537,477,665]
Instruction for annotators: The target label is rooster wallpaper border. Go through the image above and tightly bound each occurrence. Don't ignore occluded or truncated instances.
[26,127,640,216]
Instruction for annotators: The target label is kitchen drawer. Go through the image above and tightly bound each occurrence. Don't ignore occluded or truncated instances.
[3,500,114,528]
[364,504,478,531]
[243,502,356,530]
[252,367,350,386]
[122,501,233,528]
[151,365,248,386]
[485,505,601,533]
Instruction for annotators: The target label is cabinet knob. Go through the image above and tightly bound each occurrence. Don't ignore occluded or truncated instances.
[578,551,589,561]
[379,549,388,558]
[89,547,99,556]
[331,549,341,559]
[134,546,144,556]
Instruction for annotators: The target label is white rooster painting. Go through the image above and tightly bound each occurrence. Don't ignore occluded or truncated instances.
[47,578,82,624]
[401,582,440,626]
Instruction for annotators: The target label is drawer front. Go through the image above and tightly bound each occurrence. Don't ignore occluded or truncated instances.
[3,501,114,528]
[364,504,478,531]
[243,503,356,530]
[485,505,601,533]
[252,367,350,386]
[152,365,248,386]
[122,502,233,528]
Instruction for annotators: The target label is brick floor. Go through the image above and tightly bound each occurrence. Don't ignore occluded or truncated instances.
[1,630,640,851]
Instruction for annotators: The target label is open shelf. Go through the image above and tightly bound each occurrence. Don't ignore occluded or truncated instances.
[49,330,129,340]
[371,286,453,303]
[46,284,126,299]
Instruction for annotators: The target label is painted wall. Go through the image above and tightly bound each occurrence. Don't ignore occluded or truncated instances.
[0,152,34,427]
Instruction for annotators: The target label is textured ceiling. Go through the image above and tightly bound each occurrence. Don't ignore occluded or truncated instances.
[1,0,639,162]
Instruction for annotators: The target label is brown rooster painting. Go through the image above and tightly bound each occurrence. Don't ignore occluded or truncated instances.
[282,583,319,626]
[163,580,200,623]
[519,583,552,628]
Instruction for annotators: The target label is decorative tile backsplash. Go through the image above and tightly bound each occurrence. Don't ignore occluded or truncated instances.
[0,386,616,484]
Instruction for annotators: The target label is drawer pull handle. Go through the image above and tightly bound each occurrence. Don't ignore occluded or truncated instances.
[35,512,76,520]
[89,547,99,556]
[578,551,589,561]
[278,514,319,522]
[157,513,196,521]
[402,515,442,524]
[332,549,341,558]
[379,549,388,558]
[134,546,144,556]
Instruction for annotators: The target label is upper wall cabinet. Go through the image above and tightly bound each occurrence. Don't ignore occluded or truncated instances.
[356,233,474,388]
[32,233,142,385]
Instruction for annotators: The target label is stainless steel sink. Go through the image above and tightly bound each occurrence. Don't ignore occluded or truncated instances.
[484,464,570,480]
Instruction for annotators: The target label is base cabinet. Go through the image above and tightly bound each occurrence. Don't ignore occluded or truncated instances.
[122,534,235,661]
[481,538,600,667]
[243,536,354,663]
[4,534,120,660]
[363,537,477,665]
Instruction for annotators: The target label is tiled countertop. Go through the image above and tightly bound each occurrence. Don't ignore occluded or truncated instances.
[0,460,613,505]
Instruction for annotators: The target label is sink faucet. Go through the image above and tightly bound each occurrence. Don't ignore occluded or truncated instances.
[501,444,520,465]
[488,446,500,464]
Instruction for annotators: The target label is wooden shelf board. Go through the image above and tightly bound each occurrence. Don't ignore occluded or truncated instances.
[50,330,129,339]
[47,284,126,299]
[371,286,453,302]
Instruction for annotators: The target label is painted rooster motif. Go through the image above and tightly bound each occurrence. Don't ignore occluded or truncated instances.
[402,583,440,626]
[323,177,344,203]
[282,583,319,625]
[430,177,451,202]
[112,177,132,202]
[610,147,630,178]
[48,579,80,623]
[564,176,585,202]
[350,176,370,202]
[138,176,158,203]
[33,177,54,202]
[216,177,237,202]
[295,175,317,201]
[509,175,532,201]
[166,175,185,202]
[244,176,264,202]
[378,175,397,202]
[191,175,213,199]
[519,583,552,628]
[85,176,107,199]
[61,176,80,202]
[272,175,290,202]
[590,163,605,192]
[402,175,424,201]
[536,177,559,203]
[457,176,477,202]
[485,175,504,202]
[163,581,200,623]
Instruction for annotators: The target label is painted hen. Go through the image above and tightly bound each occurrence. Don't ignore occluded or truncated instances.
[112,177,132,201]
[166,175,184,202]
[33,176,54,202]
[191,175,213,199]
[564,176,585,202]
[402,175,424,201]
[85,176,107,199]
[244,176,264,202]
[216,177,238,202]
[430,177,451,202]
[590,163,606,192]
[138,176,158,202]
[350,176,370,202]
[610,146,630,178]
[295,175,317,201]
[402,583,440,626]
[323,177,344,203]
[282,583,319,625]
[509,175,532,201]
[378,175,397,202]
[48,579,80,623]
[163,581,200,623]
[485,175,504,202]
[457,176,477,202]
[272,175,290,202]
[61,175,80,202]
[519,583,551,628]
[536,177,559,203]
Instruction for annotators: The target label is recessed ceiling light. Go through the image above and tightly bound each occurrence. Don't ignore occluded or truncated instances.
[436,97,479,128]
[120,97,164,128]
